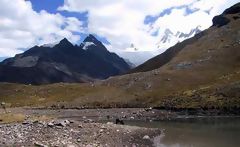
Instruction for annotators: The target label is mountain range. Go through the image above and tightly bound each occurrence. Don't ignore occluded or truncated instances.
[156,26,202,49]
[0,35,130,84]
[0,3,239,110]
[118,23,203,66]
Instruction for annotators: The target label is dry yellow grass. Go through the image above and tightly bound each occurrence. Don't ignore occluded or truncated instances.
[0,113,25,124]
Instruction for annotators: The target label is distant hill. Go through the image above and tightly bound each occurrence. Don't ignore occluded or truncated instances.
[0,35,130,84]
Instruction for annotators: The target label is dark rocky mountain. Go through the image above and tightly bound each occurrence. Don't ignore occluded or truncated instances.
[212,2,240,27]
[0,35,130,84]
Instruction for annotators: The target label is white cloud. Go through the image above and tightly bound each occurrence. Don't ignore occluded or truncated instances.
[59,0,239,54]
[0,0,239,62]
[0,0,84,57]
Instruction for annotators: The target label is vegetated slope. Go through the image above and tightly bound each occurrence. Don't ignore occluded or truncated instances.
[0,3,240,110]
[102,3,240,108]
[0,35,130,84]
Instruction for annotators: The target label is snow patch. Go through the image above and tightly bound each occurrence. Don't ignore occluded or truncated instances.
[42,41,60,48]
[83,42,96,50]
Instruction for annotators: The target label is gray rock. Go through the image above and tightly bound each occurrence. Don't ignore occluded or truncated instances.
[54,120,70,127]
[47,122,54,127]
[22,121,31,125]
[175,61,192,69]
[34,142,48,147]
[56,126,62,129]
[64,120,70,125]
[143,135,150,140]
[83,119,94,123]
[106,122,114,125]
[99,129,104,133]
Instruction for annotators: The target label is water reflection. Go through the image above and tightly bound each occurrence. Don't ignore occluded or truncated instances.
[126,117,240,147]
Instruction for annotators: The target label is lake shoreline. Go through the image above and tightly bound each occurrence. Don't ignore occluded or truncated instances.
[1,107,240,123]
[1,108,240,146]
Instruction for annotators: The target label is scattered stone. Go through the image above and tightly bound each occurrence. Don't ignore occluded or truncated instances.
[175,61,192,69]
[99,129,104,133]
[56,126,62,129]
[143,135,150,140]
[106,122,114,125]
[100,126,107,129]
[47,122,54,127]
[64,120,70,125]
[78,124,83,128]
[22,121,30,125]
[77,138,81,142]
[34,142,48,147]
[83,119,94,123]
[145,107,153,112]
[54,120,70,127]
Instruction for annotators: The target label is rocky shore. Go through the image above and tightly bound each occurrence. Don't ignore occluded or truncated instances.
[0,119,162,147]
[1,107,240,146]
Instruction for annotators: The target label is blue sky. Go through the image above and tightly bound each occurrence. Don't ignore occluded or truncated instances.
[0,0,239,63]
[30,0,88,26]
[29,0,111,44]
[29,0,200,43]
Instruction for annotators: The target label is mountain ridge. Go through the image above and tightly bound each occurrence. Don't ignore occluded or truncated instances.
[0,35,131,84]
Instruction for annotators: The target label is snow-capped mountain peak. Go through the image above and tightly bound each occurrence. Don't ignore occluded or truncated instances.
[157,26,202,49]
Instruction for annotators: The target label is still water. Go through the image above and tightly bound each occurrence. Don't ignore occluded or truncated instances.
[126,117,240,147]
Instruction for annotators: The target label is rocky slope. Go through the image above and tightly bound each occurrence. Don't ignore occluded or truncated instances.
[0,35,130,84]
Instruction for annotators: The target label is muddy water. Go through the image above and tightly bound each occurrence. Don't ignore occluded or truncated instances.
[125,117,240,147]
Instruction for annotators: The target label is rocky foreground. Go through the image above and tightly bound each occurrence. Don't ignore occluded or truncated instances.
[1,107,238,146]
[0,118,162,147]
